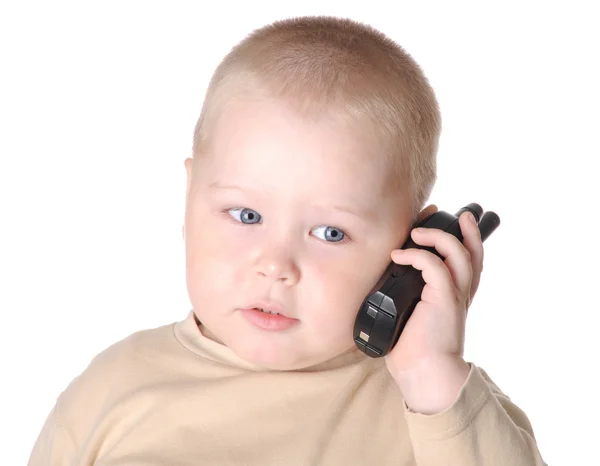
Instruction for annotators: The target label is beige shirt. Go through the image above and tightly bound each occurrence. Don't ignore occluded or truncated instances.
[29,310,546,465]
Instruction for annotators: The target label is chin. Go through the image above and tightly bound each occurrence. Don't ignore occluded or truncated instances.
[232,341,310,371]
[233,338,348,372]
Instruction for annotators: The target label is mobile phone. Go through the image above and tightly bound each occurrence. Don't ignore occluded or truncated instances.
[353,202,500,358]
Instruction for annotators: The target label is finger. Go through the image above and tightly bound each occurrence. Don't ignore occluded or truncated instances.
[408,227,472,300]
[391,246,457,302]
[459,212,485,303]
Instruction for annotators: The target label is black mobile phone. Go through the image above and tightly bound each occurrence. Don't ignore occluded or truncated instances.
[353,202,500,358]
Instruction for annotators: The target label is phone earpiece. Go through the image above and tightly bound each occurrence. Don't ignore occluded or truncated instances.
[353,203,500,358]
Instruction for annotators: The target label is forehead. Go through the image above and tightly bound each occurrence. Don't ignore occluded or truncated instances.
[202,98,396,212]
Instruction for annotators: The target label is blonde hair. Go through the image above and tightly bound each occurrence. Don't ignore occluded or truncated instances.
[192,16,441,224]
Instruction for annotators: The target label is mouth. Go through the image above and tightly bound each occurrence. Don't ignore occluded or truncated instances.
[244,307,297,320]
[240,306,300,331]
[242,300,291,318]
[251,307,282,316]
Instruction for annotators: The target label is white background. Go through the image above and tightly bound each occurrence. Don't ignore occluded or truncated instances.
[1,1,598,464]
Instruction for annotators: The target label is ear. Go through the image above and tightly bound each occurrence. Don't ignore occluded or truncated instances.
[182,158,195,241]
[184,158,194,197]
[415,203,438,226]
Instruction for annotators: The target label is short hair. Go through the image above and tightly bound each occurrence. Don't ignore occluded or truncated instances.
[192,16,441,224]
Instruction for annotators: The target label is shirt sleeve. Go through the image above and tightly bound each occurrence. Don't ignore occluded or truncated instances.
[403,363,547,466]
[28,403,78,466]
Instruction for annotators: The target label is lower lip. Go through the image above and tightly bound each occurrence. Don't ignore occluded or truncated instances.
[240,308,299,331]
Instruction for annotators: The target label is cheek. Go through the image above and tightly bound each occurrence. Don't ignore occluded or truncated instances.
[304,256,375,325]
[185,210,245,294]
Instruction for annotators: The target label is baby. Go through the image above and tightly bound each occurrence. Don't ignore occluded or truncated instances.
[29,16,546,465]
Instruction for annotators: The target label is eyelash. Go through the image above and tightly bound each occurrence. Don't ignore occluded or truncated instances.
[224,207,351,245]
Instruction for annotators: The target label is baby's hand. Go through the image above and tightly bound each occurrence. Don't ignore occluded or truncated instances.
[384,208,484,414]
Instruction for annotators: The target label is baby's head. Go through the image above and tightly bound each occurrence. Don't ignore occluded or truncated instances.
[183,16,441,371]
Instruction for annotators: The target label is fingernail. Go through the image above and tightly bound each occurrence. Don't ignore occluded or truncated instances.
[468,212,476,223]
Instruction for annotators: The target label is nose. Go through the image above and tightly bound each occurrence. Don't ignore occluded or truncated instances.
[255,245,300,285]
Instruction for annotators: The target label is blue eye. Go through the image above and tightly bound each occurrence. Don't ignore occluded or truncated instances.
[228,207,262,224]
[227,208,347,244]
[313,225,345,243]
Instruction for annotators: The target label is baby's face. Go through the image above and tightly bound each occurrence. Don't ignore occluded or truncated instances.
[183,98,414,370]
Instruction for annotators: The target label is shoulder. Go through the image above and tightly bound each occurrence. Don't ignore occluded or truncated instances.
[55,318,181,422]
[87,319,177,377]
[30,318,184,459]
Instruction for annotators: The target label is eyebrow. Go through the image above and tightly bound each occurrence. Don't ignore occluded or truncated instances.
[209,182,375,220]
